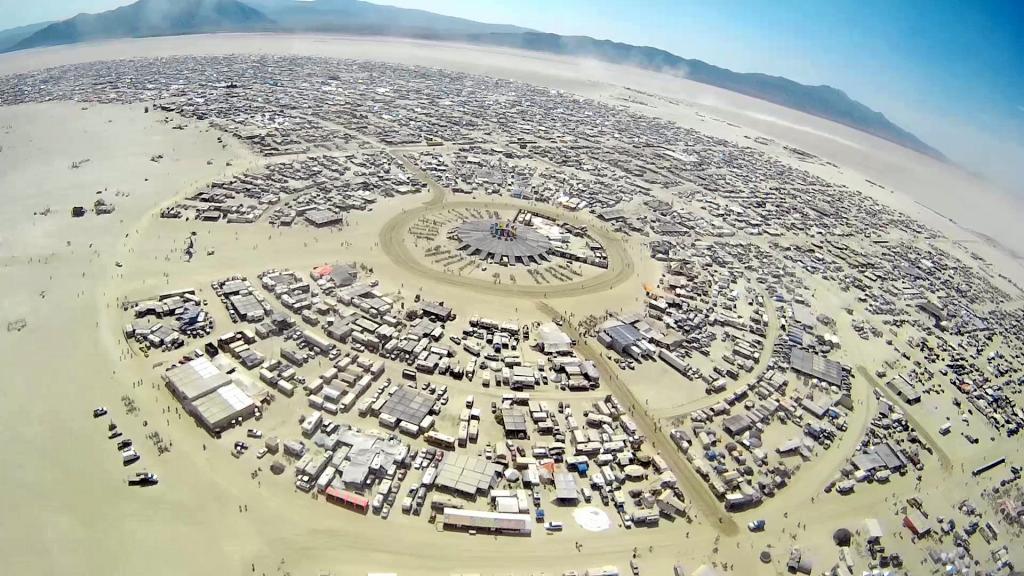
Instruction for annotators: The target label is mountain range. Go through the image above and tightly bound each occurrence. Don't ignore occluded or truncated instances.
[0,0,944,161]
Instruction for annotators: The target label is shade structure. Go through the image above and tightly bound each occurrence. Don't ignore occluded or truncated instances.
[833,527,853,546]
[455,219,553,266]
[325,487,369,513]
[623,464,646,479]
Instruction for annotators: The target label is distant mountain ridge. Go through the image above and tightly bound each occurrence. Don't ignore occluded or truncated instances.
[451,32,946,161]
[8,0,271,52]
[0,0,944,161]
[246,0,532,35]
[0,21,54,51]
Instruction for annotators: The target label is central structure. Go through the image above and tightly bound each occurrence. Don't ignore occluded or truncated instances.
[455,219,553,266]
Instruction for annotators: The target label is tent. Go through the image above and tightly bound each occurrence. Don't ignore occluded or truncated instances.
[623,465,646,480]
[864,518,884,542]
[903,511,932,536]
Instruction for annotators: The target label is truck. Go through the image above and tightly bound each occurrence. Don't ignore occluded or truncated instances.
[127,471,157,486]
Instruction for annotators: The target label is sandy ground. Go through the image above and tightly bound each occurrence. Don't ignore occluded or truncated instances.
[1,35,1022,576]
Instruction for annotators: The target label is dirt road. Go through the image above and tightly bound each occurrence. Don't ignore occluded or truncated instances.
[856,366,952,470]
[536,301,740,536]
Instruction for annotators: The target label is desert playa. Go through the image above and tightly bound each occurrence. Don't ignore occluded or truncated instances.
[0,34,1022,576]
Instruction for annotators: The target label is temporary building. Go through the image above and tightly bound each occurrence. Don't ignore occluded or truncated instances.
[436,454,503,496]
[554,472,579,502]
[164,357,232,402]
[325,487,369,514]
[494,496,520,514]
[537,322,572,354]
[864,518,884,542]
[442,508,531,535]
[190,383,256,432]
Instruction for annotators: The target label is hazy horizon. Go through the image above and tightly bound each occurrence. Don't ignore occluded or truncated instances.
[2,0,1021,197]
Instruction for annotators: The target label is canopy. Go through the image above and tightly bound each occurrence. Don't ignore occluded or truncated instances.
[623,465,646,479]
[326,487,368,507]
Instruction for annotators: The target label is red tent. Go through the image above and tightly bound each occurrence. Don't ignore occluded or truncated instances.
[903,511,932,536]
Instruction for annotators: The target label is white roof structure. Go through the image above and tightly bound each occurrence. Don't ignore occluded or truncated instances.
[442,508,531,534]
[164,357,232,401]
[554,471,579,501]
[436,454,503,496]
[494,496,520,514]
[537,322,572,354]
[191,383,255,430]
[864,517,884,539]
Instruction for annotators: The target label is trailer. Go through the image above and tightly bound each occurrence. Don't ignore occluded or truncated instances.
[973,457,1006,477]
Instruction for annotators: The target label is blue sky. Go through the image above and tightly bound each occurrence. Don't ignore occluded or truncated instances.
[2,0,1022,192]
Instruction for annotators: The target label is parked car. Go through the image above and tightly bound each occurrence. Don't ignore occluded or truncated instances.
[121,448,140,466]
[93,407,108,418]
